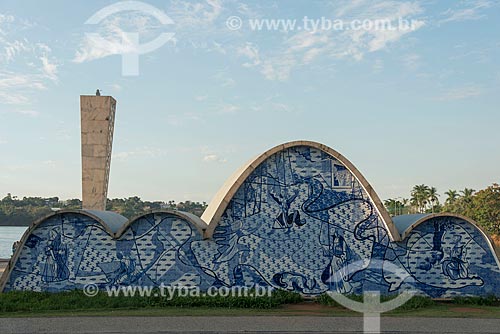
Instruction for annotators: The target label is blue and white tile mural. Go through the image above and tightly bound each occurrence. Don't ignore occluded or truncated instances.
[388,217,499,297]
[3,213,214,292]
[1,144,499,296]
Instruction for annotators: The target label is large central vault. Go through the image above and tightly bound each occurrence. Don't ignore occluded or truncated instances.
[1,140,499,297]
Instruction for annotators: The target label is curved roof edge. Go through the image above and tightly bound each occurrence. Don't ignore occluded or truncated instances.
[392,214,428,236]
[81,209,129,233]
[395,213,500,269]
[116,209,208,237]
[201,140,400,241]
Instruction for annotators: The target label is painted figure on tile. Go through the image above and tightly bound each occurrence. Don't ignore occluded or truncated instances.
[442,235,469,280]
[42,229,69,282]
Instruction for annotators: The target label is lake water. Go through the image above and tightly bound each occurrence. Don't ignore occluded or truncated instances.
[0,226,28,259]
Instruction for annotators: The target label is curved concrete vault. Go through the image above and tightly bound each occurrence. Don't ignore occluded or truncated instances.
[201,140,400,241]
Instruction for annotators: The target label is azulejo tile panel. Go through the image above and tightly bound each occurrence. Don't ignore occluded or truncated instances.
[2,145,499,297]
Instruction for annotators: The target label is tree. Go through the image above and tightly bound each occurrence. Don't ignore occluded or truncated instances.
[470,184,500,235]
[0,194,209,226]
[401,198,409,214]
[384,199,397,216]
[445,190,459,205]
[461,188,475,203]
[428,187,440,213]
[65,199,82,209]
[457,188,476,216]
[411,184,430,213]
[384,198,409,216]
[2,193,13,206]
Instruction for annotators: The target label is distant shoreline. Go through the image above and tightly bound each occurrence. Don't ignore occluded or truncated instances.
[0,224,30,227]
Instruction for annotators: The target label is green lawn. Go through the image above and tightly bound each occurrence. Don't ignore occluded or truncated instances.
[0,290,498,318]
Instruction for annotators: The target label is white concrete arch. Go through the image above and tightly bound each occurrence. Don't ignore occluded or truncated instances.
[201,140,400,241]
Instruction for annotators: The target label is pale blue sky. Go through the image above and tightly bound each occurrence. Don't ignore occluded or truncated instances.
[0,0,499,203]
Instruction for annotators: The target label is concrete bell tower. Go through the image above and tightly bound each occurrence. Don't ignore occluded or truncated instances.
[80,95,116,211]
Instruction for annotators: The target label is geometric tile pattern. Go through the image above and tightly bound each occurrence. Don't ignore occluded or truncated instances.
[3,213,214,292]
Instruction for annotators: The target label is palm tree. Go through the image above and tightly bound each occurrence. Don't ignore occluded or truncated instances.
[384,198,408,216]
[401,198,409,214]
[411,184,430,213]
[461,188,475,200]
[384,199,397,216]
[460,188,476,208]
[428,187,440,213]
[444,190,459,205]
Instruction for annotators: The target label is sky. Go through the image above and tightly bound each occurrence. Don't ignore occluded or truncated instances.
[0,0,499,204]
